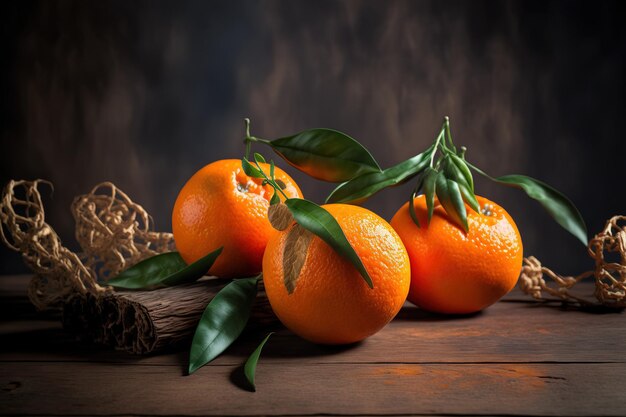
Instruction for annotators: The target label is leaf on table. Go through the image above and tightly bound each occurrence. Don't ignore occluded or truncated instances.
[243,332,274,391]
[107,247,223,290]
[188,276,259,374]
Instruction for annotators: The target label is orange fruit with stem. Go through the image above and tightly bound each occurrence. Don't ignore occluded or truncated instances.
[172,159,302,277]
[263,204,410,344]
[391,194,523,314]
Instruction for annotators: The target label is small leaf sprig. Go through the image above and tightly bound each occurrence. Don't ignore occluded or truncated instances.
[242,152,286,206]
[241,121,374,289]
[407,116,479,232]
[238,155,374,289]
[243,332,273,391]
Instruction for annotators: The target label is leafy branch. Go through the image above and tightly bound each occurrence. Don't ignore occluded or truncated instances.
[325,117,587,244]
[239,154,374,289]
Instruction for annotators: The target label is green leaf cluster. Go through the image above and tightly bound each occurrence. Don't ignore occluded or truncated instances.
[242,152,285,205]
[402,119,480,233]
[240,156,374,289]
[324,117,587,244]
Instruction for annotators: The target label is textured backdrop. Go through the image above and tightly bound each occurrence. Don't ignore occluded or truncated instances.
[1,0,625,274]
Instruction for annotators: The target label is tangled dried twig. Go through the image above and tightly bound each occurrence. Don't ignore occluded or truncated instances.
[0,180,100,309]
[519,216,626,308]
[73,182,175,280]
[0,180,174,310]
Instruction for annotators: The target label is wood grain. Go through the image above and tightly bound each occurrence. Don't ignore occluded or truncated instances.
[2,275,625,416]
[3,296,624,365]
[1,362,624,416]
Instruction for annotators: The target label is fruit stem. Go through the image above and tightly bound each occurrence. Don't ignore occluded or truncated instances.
[244,118,252,159]
[243,117,271,146]
[430,129,445,168]
[444,116,457,152]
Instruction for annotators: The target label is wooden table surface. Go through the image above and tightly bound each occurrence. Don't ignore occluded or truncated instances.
[1,275,624,416]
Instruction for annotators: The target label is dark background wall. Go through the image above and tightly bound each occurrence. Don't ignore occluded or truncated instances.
[1,0,624,275]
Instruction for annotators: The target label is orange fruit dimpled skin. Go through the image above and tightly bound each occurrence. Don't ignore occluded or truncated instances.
[172,159,302,278]
[391,195,523,314]
[263,204,410,345]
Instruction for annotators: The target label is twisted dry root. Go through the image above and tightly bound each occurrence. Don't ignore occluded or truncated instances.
[519,216,626,308]
[72,182,174,280]
[0,180,175,311]
[0,180,101,310]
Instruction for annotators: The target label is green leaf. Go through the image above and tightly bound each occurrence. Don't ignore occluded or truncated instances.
[244,332,273,391]
[284,198,373,288]
[188,276,259,375]
[447,153,474,192]
[269,160,275,179]
[435,173,468,232]
[270,128,381,182]
[422,168,438,223]
[459,183,480,213]
[449,153,475,192]
[496,174,587,244]
[326,146,434,204]
[408,174,426,228]
[270,191,280,205]
[467,163,587,245]
[107,248,223,290]
[442,157,479,213]
[253,153,266,164]
[242,157,264,178]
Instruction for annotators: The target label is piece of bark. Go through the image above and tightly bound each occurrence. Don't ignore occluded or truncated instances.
[63,278,277,355]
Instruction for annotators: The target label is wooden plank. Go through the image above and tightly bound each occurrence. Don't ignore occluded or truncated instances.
[1,362,624,416]
[2,275,624,366]
[2,297,624,365]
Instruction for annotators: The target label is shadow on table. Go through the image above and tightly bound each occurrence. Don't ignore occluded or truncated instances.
[225,333,363,392]
[503,298,625,314]
[393,304,483,321]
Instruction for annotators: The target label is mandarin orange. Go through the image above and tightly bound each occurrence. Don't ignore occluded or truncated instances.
[263,204,410,344]
[172,159,301,277]
[391,195,523,314]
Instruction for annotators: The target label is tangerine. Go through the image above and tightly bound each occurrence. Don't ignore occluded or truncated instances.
[172,159,302,277]
[263,204,410,344]
[390,195,523,314]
